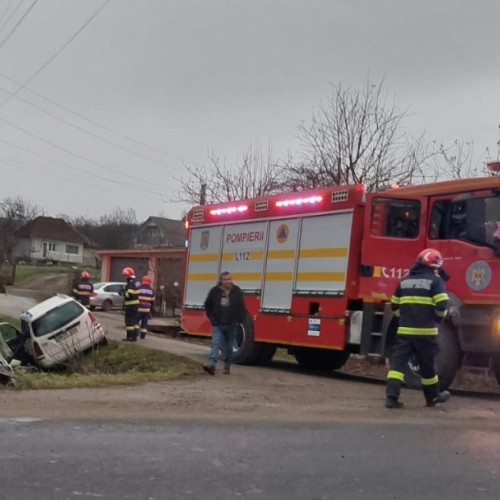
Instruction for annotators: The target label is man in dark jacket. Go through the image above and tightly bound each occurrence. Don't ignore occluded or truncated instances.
[203,271,247,375]
[386,248,451,409]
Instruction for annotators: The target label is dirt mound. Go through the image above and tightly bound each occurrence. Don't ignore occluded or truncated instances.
[12,274,69,301]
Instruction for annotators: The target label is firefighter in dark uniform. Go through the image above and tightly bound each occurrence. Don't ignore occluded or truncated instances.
[72,271,94,307]
[386,248,451,409]
[122,266,140,342]
[138,275,155,339]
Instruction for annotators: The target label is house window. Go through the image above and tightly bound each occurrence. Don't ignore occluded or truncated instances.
[46,242,56,251]
[65,244,79,254]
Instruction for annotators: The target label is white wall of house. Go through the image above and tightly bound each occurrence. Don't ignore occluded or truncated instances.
[14,237,84,264]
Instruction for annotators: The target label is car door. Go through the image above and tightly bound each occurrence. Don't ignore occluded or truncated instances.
[0,322,29,363]
[104,284,122,307]
[110,284,125,307]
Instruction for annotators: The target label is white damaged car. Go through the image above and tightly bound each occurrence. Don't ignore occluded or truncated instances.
[20,294,106,369]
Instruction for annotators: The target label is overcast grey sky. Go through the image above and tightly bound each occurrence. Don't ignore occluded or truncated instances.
[0,0,499,222]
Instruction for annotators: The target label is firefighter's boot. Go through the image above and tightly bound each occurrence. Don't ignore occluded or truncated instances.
[426,390,451,407]
[385,397,404,409]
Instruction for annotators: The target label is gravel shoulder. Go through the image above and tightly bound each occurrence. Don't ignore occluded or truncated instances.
[1,297,500,426]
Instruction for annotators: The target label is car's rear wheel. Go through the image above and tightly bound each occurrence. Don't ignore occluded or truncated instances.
[101,299,113,312]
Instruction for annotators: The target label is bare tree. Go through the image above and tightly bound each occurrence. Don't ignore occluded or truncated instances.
[179,143,286,204]
[68,208,139,250]
[291,77,436,191]
[0,196,45,261]
[429,140,488,179]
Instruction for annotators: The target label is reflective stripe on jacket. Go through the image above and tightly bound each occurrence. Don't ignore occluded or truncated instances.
[73,281,94,305]
[124,279,140,308]
[391,263,449,336]
[138,284,155,313]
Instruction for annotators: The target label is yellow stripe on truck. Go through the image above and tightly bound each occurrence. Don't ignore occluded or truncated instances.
[297,272,345,282]
[187,273,218,281]
[265,272,293,281]
[232,272,262,281]
[222,251,264,261]
[267,249,295,259]
[189,253,219,262]
[299,247,347,258]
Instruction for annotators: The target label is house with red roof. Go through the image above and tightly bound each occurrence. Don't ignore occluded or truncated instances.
[13,216,87,265]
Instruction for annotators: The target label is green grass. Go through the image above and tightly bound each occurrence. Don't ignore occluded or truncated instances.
[0,314,20,329]
[14,264,100,285]
[10,341,201,390]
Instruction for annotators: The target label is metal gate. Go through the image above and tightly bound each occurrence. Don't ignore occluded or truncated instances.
[109,257,149,282]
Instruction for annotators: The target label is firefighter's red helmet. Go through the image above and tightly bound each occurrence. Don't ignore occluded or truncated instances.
[417,248,443,268]
[122,266,135,277]
[80,271,90,279]
[141,275,151,285]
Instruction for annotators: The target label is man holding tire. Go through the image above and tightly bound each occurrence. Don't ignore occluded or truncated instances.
[203,271,247,375]
[386,248,451,409]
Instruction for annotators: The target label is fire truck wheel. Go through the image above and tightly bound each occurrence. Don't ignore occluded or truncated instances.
[232,316,276,365]
[492,355,500,386]
[294,348,350,371]
[404,322,461,390]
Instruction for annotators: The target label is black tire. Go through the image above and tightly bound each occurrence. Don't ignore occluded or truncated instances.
[294,347,350,371]
[101,300,112,312]
[232,315,276,365]
[492,355,500,386]
[403,322,461,390]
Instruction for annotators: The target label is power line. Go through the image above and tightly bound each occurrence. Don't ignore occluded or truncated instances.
[0,136,168,198]
[0,0,24,35]
[0,71,182,162]
[0,0,16,27]
[0,157,147,198]
[0,0,111,107]
[0,0,38,50]
[0,114,169,192]
[0,82,179,171]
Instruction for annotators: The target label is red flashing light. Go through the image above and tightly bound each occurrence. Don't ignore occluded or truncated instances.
[210,205,248,216]
[184,219,189,230]
[275,195,323,208]
[355,184,364,192]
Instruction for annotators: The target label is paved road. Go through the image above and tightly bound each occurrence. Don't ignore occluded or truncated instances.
[1,417,499,500]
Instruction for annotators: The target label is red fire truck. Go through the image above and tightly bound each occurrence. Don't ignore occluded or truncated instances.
[181,177,500,388]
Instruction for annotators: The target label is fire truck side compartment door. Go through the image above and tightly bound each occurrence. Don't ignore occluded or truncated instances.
[261,219,300,310]
[296,212,353,293]
[184,225,223,307]
[221,221,268,291]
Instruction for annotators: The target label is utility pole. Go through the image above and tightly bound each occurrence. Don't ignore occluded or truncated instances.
[200,184,206,205]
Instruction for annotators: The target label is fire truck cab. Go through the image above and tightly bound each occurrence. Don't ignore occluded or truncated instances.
[182,177,500,389]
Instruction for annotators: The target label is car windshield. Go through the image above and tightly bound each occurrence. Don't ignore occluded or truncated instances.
[32,301,84,337]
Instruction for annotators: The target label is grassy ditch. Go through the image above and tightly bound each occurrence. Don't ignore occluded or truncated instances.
[10,341,201,390]
[14,264,100,285]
